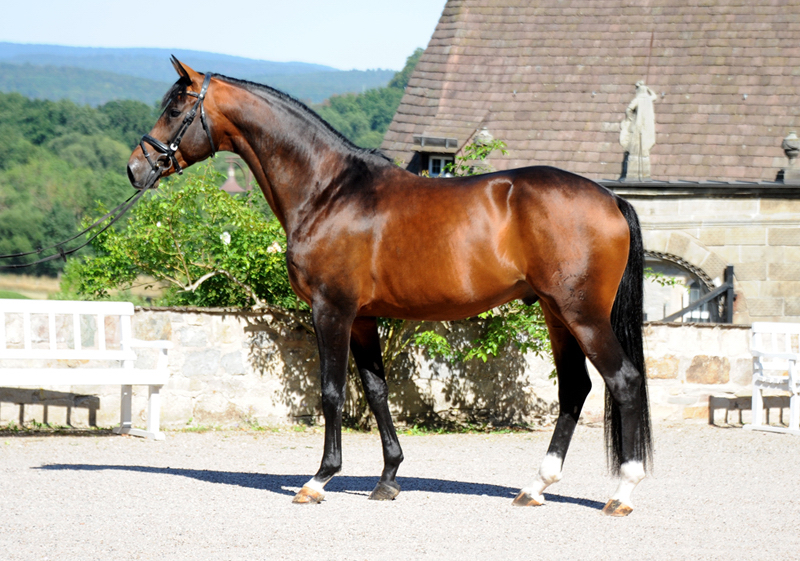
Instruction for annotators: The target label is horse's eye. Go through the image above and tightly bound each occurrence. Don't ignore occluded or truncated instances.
[169,109,181,118]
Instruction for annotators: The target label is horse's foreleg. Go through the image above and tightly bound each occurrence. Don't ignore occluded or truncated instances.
[292,303,354,505]
[514,316,591,507]
[350,317,404,500]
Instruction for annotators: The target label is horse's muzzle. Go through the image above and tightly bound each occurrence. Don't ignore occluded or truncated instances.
[127,161,161,190]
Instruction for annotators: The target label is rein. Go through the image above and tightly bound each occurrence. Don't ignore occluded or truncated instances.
[0,184,148,271]
[0,73,217,271]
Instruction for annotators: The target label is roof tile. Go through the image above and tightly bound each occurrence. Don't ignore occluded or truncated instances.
[382,0,799,181]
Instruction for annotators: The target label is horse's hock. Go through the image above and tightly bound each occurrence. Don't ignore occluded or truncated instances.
[0,307,755,429]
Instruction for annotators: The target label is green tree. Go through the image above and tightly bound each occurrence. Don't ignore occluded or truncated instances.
[387,48,424,90]
[61,163,308,324]
[0,125,41,170]
[314,48,423,148]
[0,91,145,276]
[99,100,159,148]
[47,133,131,171]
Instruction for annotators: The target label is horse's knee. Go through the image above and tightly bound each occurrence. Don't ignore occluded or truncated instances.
[320,382,346,413]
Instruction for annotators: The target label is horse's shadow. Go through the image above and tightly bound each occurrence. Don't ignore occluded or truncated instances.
[34,463,603,510]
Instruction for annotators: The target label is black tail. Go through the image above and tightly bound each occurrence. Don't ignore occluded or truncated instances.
[605,196,653,475]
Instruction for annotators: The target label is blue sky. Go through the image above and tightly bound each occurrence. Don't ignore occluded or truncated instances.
[0,1,448,71]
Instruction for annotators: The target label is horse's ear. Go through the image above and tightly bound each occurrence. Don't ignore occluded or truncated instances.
[170,56,203,82]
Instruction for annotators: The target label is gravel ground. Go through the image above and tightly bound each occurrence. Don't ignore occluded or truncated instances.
[1,421,799,560]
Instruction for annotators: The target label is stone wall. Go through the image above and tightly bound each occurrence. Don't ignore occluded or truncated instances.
[0,308,756,430]
[630,196,800,323]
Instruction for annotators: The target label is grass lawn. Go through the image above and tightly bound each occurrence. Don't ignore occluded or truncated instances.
[0,290,29,299]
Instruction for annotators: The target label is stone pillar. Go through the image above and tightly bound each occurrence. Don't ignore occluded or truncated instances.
[619,81,657,182]
[781,131,800,185]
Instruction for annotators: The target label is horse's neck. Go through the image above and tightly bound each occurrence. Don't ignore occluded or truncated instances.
[227,96,368,233]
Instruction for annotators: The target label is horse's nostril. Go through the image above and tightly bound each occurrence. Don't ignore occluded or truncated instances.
[127,165,137,187]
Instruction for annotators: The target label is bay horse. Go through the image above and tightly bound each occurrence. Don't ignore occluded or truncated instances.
[127,58,653,516]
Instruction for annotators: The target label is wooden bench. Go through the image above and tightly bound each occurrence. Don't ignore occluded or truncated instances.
[0,299,172,440]
[743,322,800,435]
[709,394,790,426]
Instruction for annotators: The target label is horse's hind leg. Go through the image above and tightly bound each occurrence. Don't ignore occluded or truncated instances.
[570,319,650,516]
[350,317,404,500]
[569,320,648,516]
[513,308,591,506]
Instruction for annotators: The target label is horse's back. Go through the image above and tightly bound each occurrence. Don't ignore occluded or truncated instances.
[382,165,629,273]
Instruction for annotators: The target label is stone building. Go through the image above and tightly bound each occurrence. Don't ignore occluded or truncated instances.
[381,0,800,323]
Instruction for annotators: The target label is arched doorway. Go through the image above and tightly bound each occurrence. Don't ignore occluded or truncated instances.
[644,251,726,322]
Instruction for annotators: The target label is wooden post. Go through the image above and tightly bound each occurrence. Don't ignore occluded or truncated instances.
[724,265,735,324]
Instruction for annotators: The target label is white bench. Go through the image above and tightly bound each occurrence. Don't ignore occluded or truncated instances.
[0,299,172,440]
[743,322,800,435]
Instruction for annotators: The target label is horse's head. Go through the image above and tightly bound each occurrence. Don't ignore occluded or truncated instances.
[127,57,219,189]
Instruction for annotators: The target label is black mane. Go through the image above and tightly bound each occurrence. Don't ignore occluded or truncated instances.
[211,73,392,164]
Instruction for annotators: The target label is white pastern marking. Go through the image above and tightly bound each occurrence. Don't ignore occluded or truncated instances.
[303,478,327,493]
[611,461,645,508]
[538,454,564,485]
[519,453,563,502]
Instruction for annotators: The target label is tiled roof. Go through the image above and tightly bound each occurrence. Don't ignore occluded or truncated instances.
[381,0,800,182]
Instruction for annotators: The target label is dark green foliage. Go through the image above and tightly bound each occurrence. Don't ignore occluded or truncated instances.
[99,100,159,148]
[0,125,39,170]
[0,91,152,276]
[316,88,404,148]
[0,91,154,148]
[387,48,424,90]
[46,133,130,171]
[314,49,424,148]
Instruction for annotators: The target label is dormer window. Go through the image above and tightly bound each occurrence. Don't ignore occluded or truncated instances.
[412,135,458,177]
[428,155,454,177]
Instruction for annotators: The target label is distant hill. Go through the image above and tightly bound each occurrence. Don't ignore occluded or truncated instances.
[251,69,396,104]
[0,63,169,106]
[0,43,338,81]
[0,43,396,105]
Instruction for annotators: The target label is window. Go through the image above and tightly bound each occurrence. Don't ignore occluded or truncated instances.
[428,155,454,177]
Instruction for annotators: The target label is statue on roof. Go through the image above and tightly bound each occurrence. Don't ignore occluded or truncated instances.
[781,131,800,184]
[619,81,658,181]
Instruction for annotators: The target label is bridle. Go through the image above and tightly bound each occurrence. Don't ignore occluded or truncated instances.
[138,72,217,187]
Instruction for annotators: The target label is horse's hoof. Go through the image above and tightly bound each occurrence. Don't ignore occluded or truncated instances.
[512,490,544,507]
[292,486,325,504]
[602,499,633,517]
[369,480,400,501]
